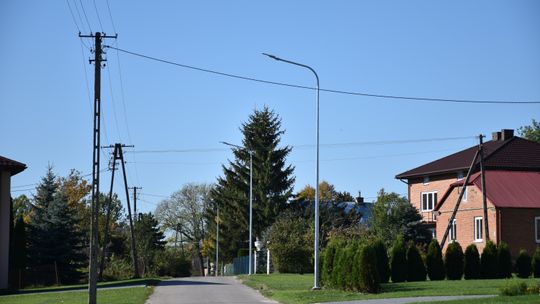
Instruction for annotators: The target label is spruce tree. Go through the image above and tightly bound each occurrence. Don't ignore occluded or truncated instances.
[135,213,166,275]
[211,107,295,262]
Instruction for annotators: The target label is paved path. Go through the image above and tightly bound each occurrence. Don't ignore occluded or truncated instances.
[322,295,496,304]
[146,276,276,304]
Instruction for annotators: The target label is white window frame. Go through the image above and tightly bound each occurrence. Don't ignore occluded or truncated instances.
[461,186,468,202]
[449,219,457,242]
[535,217,540,243]
[474,217,483,242]
[423,176,430,185]
[421,191,437,212]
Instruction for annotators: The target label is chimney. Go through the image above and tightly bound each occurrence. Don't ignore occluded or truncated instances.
[501,129,514,141]
[355,191,364,205]
[492,131,502,141]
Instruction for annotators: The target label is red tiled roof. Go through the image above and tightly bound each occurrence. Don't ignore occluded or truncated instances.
[435,170,540,210]
[396,137,540,179]
[0,155,27,175]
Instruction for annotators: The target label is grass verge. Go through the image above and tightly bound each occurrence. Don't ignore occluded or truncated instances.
[240,274,540,304]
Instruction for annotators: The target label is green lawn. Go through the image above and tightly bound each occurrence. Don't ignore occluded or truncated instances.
[419,295,540,304]
[240,274,540,304]
[13,278,162,294]
[0,286,152,304]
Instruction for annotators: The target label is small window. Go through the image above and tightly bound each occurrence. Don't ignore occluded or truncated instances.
[535,217,540,243]
[421,192,437,212]
[449,219,457,241]
[457,171,464,180]
[462,186,468,202]
[474,217,483,242]
[423,176,430,185]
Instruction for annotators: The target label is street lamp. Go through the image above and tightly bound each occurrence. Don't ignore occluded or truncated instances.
[215,204,219,277]
[221,141,254,275]
[263,53,321,290]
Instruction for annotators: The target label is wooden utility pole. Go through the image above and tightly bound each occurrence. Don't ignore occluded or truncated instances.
[479,135,490,240]
[79,31,116,304]
[99,144,139,279]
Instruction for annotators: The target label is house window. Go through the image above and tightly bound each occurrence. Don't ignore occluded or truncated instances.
[535,217,540,243]
[421,192,437,212]
[449,219,457,241]
[423,176,430,185]
[457,171,464,180]
[461,186,468,202]
[474,217,483,242]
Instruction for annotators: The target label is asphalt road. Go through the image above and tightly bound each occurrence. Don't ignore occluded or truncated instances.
[145,276,276,304]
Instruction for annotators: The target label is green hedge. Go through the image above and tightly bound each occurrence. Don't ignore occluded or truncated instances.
[390,237,407,283]
[445,242,464,280]
[481,240,498,279]
[464,244,480,280]
[372,239,390,283]
[426,239,445,280]
[497,242,512,278]
[515,249,532,279]
[533,247,540,278]
[406,243,426,281]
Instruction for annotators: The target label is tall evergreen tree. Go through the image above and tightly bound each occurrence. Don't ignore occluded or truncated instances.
[135,213,166,275]
[27,168,86,285]
[210,107,295,262]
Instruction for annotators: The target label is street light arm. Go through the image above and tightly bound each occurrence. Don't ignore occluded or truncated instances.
[262,53,319,88]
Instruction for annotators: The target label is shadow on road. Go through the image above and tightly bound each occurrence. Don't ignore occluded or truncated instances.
[159,279,228,286]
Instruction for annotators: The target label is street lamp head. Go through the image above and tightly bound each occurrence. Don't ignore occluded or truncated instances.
[262,52,280,61]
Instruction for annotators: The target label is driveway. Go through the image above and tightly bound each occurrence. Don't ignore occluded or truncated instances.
[146,276,276,304]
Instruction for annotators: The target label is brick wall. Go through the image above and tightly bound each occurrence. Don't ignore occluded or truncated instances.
[436,184,497,253]
[409,173,460,222]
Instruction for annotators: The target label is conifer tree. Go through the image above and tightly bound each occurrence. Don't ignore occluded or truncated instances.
[426,239,445,280]
[210,107,295,262]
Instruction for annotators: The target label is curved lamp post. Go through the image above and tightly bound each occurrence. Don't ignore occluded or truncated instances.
[263,53,320,290]
[221,141,254,275]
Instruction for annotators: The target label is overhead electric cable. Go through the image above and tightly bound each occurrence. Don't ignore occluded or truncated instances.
[92,0,104,32]
[78,0,93,33]
[105,46,540,105]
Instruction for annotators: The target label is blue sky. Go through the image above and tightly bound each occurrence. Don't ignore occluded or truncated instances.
[2,1,539,213]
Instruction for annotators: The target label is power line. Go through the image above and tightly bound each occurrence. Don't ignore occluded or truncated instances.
[127,135,476,154]
[139,192,169,198]
[105,46,540,105]
[72,0,89,34]
[105,0,117,34]
[92,0,104,32]
[78,0,93,33]
[66,0,81,32]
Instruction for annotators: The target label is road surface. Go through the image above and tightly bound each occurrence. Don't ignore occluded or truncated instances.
[146,276,276,304]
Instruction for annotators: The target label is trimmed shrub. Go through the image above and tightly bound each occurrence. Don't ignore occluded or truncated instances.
[499,281,528,296]
[355,245,380,293]
[342,242,359,290]
[406,243,426,281]
[444,242,464,280]
[481,240,498,279]
[515,249,532,278]
[390,237,407,283]
[155,249,191,277]
[497,242,512,278]
[426,239,445,281]
[332,247,346,289]
[321,240,341,287]
[533,247,540,278]
[372,239,390,283]
[464,244,481,280]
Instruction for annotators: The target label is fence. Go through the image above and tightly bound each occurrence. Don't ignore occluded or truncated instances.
[222,251,273,276]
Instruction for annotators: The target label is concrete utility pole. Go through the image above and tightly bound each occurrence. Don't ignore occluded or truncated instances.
[479,135,490,241]
[79,31,116,304]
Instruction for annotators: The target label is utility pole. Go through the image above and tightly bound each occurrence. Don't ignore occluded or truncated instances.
[129,187,142,221]
[215,205,219,277]
[99,144,139,280]
[79,31,116,304]
[479,135,490,241]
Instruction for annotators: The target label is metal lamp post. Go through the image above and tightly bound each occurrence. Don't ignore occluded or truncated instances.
[221,141,254,275]
[263,53,320,290]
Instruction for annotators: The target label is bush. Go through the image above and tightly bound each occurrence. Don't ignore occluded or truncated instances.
[497,242,512,278]
[499,281,528,296]
[515,249,532,278]
[155,249,191,277]
[342,242,359,290]
[268,212,313,274]
[444,242,464,280]
[102,254,133,281]
[321,240,341,287]
[533,247,540,278]
[426,239,445,281]
[332,247,346,288]
[464,244,481,280]
[481,240,498,279]
[372,239,390,283]
[406,243,426,281]
[390,237,407,282]
[354,244,380,293]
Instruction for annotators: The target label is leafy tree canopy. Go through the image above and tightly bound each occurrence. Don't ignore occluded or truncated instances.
[518,119,540,143]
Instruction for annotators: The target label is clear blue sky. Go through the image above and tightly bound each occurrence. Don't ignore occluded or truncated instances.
[2,1,539,214]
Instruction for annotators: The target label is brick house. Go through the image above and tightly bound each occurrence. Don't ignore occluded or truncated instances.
[395,129,540,255]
